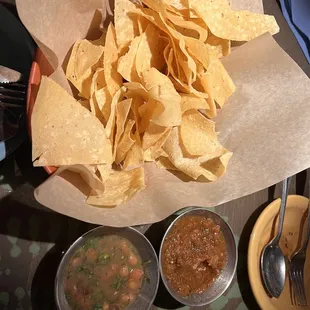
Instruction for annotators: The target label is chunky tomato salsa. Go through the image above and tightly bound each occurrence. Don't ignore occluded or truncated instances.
[162,215,227,296]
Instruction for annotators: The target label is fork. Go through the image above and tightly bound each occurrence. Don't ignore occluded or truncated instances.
[289,194,310,307]
[0,82,26,142]
[0,82,26,108]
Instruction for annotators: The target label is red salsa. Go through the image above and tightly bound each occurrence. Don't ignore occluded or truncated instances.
[64,235,144,310]
[162,215,227,296]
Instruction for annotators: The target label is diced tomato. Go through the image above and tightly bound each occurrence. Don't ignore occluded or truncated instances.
[102,303,109,310]
[130,268,144,281]
[120,292,136,305]
[65,279,78,295]
[95,265,117,283]
[74,295,92,310]
[77,274,93,296]
[120,241,130,255]
[128,254,138,266]
[85,248,97,263]
[110,264,120,273]
[128,280,140,290]
[119,265,129,277]
[70,256,82,268]
[104,288,120,302]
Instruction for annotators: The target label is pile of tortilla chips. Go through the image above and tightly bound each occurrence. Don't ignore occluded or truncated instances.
[32,0,279,207]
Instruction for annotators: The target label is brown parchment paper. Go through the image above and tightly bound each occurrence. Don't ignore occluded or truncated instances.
[16,0,310,227]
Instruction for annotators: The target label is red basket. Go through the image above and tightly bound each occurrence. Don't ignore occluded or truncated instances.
[26,48,56,175]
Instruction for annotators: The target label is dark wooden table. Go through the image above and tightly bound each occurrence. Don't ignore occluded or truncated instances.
[0,0,309,309]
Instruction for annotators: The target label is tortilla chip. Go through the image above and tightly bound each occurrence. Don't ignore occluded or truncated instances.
[89,68,106,122]
[86,167,146,206]
[164,45,178,77]
[114,0,141,47]
[180,109,224,156]
[32,76,112,166]
[69,40,104,79]
[192,0,279,41]
[168,27,197,84]
[201,59,235,108]
[195,59,205,76]
[90,68,106,94]
[123,100,144,170]
[66,39,104,98]
[184,37,211,69]
[180,94,209,113]
[142,68,182,126]
[165,40,192,90]
[129,96,144,135]
[91,29,108,48]
[206,34,231,58]
[89,95,106,125]
[78,99,90,110]
[97,164,112,181]
[114,99,132,157]
[115,119,136,164]
[117,35,142,82]
[201,152,232,177]
[137,99,155,133]
[105,87,126,141]
[123,139,144,170]
[129,6,196,84]
[162,127,231,181]
[164,0,188,10]
[142,122,170,150]
[124,82,149,101]
[198,74,217,118]
[56,164,106,191]
[155,156,178,170]
[137,15,150,34]
[136,24,167,76]
[104,23,123,97]
[144,127,172,161]
[167,25,197,84]
[95,87,112,122]
[166,12,208,42]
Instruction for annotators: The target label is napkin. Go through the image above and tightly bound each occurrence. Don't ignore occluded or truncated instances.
[279,0,310,63]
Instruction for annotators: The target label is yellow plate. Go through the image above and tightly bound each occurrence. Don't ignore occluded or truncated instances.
[248,195,310,310]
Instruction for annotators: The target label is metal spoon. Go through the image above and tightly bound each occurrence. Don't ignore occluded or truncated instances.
[261,177,291,298]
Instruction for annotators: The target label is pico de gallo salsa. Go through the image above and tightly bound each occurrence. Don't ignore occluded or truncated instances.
[64,235,145,310]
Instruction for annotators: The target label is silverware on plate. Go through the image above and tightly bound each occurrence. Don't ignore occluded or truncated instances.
[0,82,26,107]
[0,82,26,142]
[289,185,310,307]
[260,177,291,298]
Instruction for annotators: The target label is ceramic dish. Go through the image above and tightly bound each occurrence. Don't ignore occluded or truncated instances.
[248,195,310,310]
[27,48,55,174]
